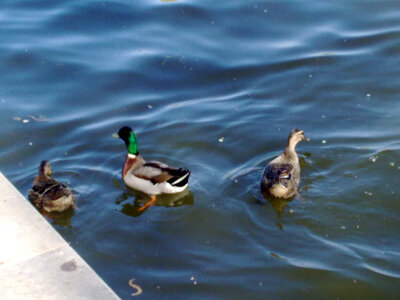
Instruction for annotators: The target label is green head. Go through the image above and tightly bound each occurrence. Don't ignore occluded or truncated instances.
[117,126,140,155]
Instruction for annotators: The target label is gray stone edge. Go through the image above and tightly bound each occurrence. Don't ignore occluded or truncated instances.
[0,172,121,299]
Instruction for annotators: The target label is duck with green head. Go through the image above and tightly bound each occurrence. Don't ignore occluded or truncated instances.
[116,126,191,209]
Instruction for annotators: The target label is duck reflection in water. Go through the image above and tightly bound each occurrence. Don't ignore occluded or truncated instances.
[260,192,292,218]
[40,206,75,227]
[116,188,194,217]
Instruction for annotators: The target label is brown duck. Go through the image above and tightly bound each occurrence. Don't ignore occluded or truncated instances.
[260,129,309,198]
[29,160,75,212]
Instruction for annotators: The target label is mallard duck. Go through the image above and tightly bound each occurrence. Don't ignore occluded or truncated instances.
[260,129,309,199]
[29,160,75,212]
[116,126,191,209]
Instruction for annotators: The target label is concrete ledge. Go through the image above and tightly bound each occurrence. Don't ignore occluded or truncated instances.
[0,172,120,300]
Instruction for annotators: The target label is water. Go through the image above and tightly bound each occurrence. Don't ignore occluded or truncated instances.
[1,0,400,298]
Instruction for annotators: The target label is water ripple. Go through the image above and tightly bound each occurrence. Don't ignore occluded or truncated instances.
[1,0,400,298]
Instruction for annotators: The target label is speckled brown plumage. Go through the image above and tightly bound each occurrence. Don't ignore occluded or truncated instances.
[261,129,309,199]
[29,161,74,212]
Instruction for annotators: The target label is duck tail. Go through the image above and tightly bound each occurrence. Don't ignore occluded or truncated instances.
[168,168,191,187]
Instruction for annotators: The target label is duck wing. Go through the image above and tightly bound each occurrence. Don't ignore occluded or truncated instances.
[32,178,59,194]
[31,179,71,201]
[133,161,190,187]
[264,163,293,185]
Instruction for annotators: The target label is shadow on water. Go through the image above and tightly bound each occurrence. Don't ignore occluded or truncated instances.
[247,188,295,231]
[260,192,294,219]
[115,188,194,218]
[35,206,76,227]
[47,207,76,227]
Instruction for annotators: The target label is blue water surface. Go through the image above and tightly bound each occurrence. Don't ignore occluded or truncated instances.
[1,0,400,298]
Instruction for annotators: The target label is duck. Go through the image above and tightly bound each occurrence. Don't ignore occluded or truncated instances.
[260,129,309,199]
[29,160,75,212]
[116,126,191,210]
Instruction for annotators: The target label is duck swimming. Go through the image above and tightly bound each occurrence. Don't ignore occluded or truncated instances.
[116,126,190,209]
[260,129,309,199]
[29,160,75,212]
